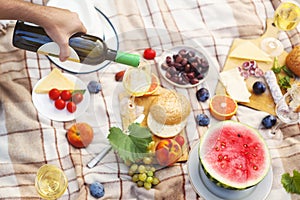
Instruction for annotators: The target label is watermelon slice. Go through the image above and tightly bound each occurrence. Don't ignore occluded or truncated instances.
[199,120,271,190]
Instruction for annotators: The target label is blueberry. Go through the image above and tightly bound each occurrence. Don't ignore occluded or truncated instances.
[89,182,105,198]
[252,81,266,95]
[261,115,277,129]
[88,81,102,93]
[196,88,210,102]
[196,114,210,126]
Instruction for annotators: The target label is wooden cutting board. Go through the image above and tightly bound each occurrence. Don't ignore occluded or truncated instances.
[119,87,189,163]
[216,19,288,115]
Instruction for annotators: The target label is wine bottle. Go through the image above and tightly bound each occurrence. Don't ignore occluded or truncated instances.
[12,21,140,67]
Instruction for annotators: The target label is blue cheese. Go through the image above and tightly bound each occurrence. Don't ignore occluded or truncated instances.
[220,68,251,102]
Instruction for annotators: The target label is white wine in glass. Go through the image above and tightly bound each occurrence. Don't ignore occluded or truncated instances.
[35,164,68,199]
[260,2,300,56]
[274,2,300,31]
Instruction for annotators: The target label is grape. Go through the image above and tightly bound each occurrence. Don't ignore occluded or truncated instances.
[132,174,139,182]
[137,181,144,187]
[152,177,160,185]
[130,164,138,173]
[128,170,135,176]
[150,167,156,172]
[147,171,154,177]
[139,173,147,182]
[124,159,132,166]
[138,165,146,173]
[146,176,153,183]
[143,157,153,165]
[144,182,152,190]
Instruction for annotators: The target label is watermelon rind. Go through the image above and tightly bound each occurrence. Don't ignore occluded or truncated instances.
[199,120,271,190]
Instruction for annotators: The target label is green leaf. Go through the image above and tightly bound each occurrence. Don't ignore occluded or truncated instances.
[107,123,152,162]
[272,57,281,74]
[72,89,86,94]
[281,65,294,78]
[281,170,300,194]
[278,75,291,89]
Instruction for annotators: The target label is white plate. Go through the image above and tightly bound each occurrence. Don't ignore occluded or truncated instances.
[158,45,211,88]
[46,2,119,74]
[32,74,90,121]
[187,142,273,200]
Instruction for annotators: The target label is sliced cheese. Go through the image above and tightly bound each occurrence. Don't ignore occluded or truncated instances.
[229,41,272,63]
[220,67,251,102]
[35,68,75,93]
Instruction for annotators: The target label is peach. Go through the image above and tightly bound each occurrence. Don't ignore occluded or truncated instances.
[155,139,182,166]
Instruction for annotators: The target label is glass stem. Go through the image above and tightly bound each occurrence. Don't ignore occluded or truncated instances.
[271,119,284,135]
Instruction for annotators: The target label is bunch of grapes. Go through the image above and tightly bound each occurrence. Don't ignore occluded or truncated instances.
[128,156,160,190]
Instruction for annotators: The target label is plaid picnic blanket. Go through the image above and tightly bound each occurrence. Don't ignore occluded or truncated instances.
[0,0,299,199]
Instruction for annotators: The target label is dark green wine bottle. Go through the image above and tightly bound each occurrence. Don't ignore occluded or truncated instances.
[12,21,140,67]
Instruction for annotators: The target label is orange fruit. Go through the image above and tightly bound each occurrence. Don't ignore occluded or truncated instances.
[66,122,94,148]
[209,95,238,120]
[143,74,160,96]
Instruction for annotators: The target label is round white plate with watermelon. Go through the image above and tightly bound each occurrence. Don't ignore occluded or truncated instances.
[187,142,273,200]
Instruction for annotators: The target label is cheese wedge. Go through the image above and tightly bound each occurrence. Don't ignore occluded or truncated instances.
[220,67,251,102]
[35,68,75,93]
[229,41,272,63]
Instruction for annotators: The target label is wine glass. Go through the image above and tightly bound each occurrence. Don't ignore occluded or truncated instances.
[122,59,152,97]
[260,1,300,56]
[265,84,300,146]
[35,164,68,199]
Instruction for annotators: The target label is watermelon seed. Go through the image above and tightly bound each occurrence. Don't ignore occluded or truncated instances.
[223,155,228,160]
[238,164,242,169]
[243,144,248,148]
[237,134,241,137]
[215,146,220,151]
[253,165,258,170]
[221,142,226,148]
[218,154,223,161]
[252,153,257,157]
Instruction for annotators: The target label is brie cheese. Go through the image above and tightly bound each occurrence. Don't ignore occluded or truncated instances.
[220,68,251,102]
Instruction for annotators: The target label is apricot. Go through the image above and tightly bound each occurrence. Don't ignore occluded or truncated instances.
[66,122,94,148]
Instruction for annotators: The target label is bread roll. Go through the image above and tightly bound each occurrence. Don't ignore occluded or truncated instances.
[286,46,300,76]
[149,89,191,125]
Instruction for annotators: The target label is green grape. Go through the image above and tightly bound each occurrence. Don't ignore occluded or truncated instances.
[150,166,156,172]
[146,176,153,183]
[144,182,152,190]
[125,159,132,166]
[128,170,135,176]
[152,177,160,185]
[143,157,153,165]
[129,164,138,173]
[148,141,155,150]
[132,174,139,182]
[138,165,146,173]
[138,173,147,182]
[146,170,153,177]
[137,181,144,187]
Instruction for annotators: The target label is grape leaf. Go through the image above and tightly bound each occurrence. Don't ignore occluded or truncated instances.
[107,123,152,162]
[281,170,300,194]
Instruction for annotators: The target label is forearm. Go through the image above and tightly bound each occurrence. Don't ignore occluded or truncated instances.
[0,1,40,22]
[1,0,87,61]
